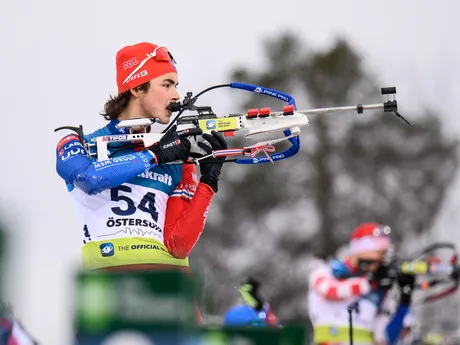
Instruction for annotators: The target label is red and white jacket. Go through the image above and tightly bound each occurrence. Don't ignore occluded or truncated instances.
[307,259,393,345]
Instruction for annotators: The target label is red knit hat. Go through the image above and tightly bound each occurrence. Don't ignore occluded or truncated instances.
[349,222,391,254]
[115,42,177,94]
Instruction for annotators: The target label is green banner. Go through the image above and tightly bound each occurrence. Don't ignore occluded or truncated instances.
[76,270,197,332]
[75,324,307,345]
[75,270,309,345]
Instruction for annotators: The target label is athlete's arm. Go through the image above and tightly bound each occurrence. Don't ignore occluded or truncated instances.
[386,305,410,345]
[385,272,415,344]
[309,266,372,300]
[163,163,214,259]
[56,134,154,195]
[373,291,398,345]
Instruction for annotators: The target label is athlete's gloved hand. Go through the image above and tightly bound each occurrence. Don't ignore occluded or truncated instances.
[368,264,397,291]
[190,131,227,193]
[397,273,415,305]
[149,125,202,165]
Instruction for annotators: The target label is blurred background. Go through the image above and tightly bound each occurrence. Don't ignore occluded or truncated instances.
[1,0,460,344]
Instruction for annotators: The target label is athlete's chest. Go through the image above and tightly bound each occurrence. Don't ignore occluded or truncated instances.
[103,164,182,225]
[129,168,178,196]
[106,145,183,194]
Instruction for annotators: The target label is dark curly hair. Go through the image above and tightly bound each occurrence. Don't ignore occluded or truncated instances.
[100,82,150,121]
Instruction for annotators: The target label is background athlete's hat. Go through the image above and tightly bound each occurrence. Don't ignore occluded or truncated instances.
[349,222,392,254]
[116,42,177,94]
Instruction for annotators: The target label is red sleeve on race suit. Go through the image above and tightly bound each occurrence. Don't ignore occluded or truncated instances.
[309,265,372,300]
[164,163,215,259]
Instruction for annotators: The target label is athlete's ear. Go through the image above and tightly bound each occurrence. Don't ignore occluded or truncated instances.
[130,88,139,98]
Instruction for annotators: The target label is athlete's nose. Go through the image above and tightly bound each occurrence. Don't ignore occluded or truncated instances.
[171,88,180,102]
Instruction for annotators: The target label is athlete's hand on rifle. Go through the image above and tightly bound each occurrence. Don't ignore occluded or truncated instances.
[190,131,227,193]
[368,264,397,291]
[149,125,202,165]
[397,273,415,306]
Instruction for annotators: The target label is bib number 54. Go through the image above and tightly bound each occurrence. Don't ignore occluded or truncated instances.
[110,185,158,222]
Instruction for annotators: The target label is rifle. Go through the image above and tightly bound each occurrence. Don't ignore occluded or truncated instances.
[386,242,460,303]
[55,83,410,164]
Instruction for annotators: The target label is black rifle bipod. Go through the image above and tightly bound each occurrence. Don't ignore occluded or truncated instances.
[381,86,412,127]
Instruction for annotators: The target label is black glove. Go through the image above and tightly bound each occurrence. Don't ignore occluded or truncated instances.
[149,125,202,165]
[397,273,415,305]
[191,131,227,193]
[368,264,397,291]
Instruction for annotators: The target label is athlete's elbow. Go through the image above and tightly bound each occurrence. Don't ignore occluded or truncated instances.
[169,245,191,259]
[72,173,111,195]
[314,286,344,300]
[170,249,189,260]
[165,236,192,259]
[78,185,103,195]
[74,180,104,195]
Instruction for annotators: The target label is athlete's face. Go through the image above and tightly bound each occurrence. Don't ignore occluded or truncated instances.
[352,249,387,272]
[137,72,180,124]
